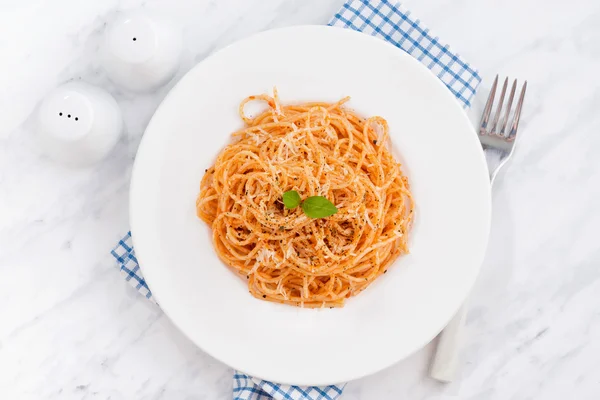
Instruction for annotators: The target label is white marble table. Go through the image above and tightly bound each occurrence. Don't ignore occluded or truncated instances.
[1,0,599,398]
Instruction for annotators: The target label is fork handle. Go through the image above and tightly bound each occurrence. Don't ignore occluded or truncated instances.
[429,305,467,382]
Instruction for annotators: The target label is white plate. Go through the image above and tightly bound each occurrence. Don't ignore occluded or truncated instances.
[130,26,490,386]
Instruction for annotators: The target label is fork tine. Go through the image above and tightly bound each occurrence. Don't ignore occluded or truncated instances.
[508,81,527,138]
[479,75,498,135]
[490,77,508,134]
[499,79,517,136]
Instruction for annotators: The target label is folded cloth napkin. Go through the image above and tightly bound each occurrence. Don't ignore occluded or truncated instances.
[111,1,481,399]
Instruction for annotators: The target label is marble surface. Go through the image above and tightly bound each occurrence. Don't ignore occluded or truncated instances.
[1,0,599,398]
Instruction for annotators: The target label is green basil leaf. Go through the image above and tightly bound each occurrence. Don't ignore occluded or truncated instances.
[301,196,338,219]
[282,190,301,209]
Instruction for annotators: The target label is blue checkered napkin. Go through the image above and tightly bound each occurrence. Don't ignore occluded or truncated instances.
[112,1,481,399]
[110,232,155,303]
[233,373,344,400]
[329,0,481,108]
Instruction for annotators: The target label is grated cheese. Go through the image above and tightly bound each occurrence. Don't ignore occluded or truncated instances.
[248,131,265,145]
[364,209,375,229]
[256,248,275,264]
[285,245,295,260]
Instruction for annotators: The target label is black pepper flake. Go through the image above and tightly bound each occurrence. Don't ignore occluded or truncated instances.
[262,295,266,298]
[384,270,387,274]
[373,140,377,145]
[205,169,208,172]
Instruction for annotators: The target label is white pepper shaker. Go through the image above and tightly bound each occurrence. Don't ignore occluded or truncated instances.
[100,12,182,93]
[37,81,122,166]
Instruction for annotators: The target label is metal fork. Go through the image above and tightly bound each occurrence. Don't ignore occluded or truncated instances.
[429,75,527,382]
[479,75,527,183]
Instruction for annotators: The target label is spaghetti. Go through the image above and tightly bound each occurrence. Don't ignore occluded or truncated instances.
[196,90,414,308]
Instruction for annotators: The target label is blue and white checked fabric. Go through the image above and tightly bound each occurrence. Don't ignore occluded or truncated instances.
[330,0,480,108]
[111,1,480,399]
[111,232,154,303]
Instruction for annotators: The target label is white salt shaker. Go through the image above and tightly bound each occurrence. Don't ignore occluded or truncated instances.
[37,81,123,166]
[100,12,182,93]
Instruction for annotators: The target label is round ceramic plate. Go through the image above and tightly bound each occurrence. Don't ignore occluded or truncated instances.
[130,26,490,385]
